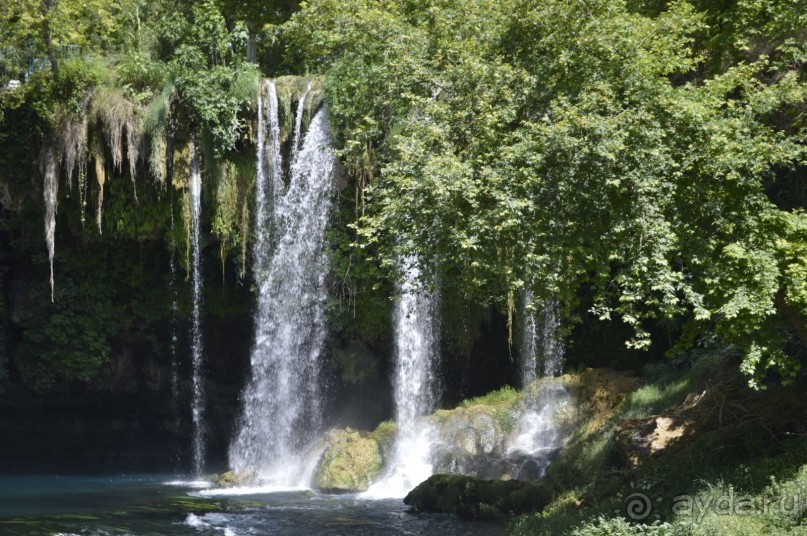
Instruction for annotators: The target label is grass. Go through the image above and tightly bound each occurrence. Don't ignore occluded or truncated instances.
[459,386,521,408]
[510,355,807,536]
[370,419,397,444]
[619,374,694,420]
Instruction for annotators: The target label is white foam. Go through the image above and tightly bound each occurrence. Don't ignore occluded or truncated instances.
[192,484,308,497]
[163,479,213,489]
[184,513,207,527]
[362,423,436,499]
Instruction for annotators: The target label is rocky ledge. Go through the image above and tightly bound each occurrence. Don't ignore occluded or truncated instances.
[404,474,553,520]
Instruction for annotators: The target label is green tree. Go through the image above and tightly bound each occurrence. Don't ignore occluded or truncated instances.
[287,0,807,384]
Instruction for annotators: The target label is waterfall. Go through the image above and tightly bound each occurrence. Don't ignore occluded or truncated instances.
[504,382,570,479]
[364,257,439,498]
[521,292,564,386]
[229,83,336,485]
[521,290,539,387]
[188,138,206,476]
[507,292,567,479]
[291,82,311,163]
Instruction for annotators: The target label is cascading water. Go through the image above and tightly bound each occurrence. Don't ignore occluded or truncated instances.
[188,138,206,476]
[507,292,568,479]
[521,292,564,385]
[291,82,312,163]
[229,81,336,485]
[521,290,539,387]
[504,383,570,474]
[539,299,564,377]
[364,257,440,498]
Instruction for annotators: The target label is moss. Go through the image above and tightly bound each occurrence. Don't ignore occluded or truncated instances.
[369,419,397,444]
[404,474,553,519]
[274,75,325,145]
[215,470,257,488]
[313,428,384,492]
[459,386,521,409]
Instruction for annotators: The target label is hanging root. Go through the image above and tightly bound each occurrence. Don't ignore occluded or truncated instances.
[40,147,58,302]
[94,152,106,235]
[149,124,168,186]
[57,111,88,193]
[127,114,143,201]
[91,87,137,181]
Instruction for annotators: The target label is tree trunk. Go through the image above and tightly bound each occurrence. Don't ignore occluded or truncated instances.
[40,0,59,78]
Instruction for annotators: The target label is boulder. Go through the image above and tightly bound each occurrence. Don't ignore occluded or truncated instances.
[216,470,258,488]
[614,416,692,467]
[404,474,553,520]
[313,428,384,492]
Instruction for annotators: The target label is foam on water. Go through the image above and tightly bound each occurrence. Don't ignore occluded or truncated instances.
[163,479,213,489]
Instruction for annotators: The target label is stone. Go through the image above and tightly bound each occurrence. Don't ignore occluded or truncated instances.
[404,474,553,519]
[216,470,257,488]
[614,416,692,467]
[313,428,383,492]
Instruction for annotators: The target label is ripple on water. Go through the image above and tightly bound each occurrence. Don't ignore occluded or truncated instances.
[164,479,214,489]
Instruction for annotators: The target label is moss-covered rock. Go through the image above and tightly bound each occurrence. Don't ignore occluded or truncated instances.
[310,369,640,494]
[215,470,258,488]
[404,474,553,520]
[273,75,325,145]
[313,427,385,492]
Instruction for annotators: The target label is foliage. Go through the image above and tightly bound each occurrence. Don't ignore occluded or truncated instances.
[15,249,120,388]
[211,154,253,278]
[459,386,520,408]
[0,0,127,79]
[1,0,805,394]
[154,0,259,155]
[566,517,684,536]
[287,0,807,385]
[325,190,393,349]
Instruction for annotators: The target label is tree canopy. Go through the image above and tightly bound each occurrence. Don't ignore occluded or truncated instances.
[0,0,804,387]
[286,0,807,384]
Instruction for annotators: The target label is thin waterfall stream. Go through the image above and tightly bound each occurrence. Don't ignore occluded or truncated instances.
[188,138,206,476]
[292,81,312,163]
[506,293,568,479]
[521,292,564,384]
[365,257,439,498]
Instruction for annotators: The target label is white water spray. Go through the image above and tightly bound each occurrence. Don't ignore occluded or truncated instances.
[229,82,336,485]
[188,138,206,476]
[291,82,312,163]
[364,257,439,498]
[507,293,568,479]
[521,292,564,385]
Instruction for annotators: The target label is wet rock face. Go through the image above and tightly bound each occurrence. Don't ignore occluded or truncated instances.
[435,407,507,457]
[215,470,258,488]
[432,450,561,482]
[429,380,573,482]
[310,369,640,493]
